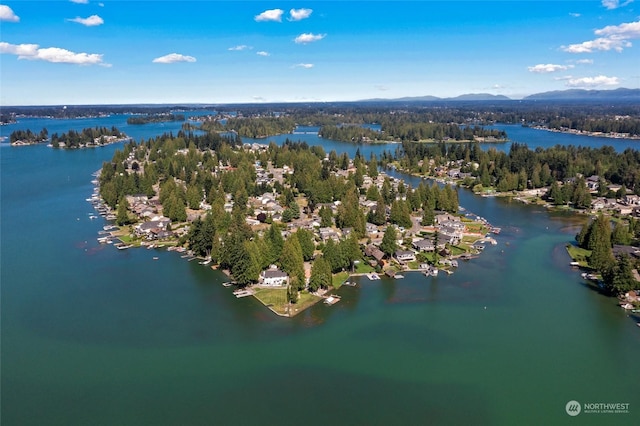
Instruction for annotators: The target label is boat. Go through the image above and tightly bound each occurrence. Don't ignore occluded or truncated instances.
[199,258,211,265]
[153,257,159,260]
[222,281,235,287]
[394,274,404,279]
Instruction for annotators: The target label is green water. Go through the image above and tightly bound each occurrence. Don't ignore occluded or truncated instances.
[2,140,639,425]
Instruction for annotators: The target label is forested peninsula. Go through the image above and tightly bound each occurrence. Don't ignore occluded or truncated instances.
[126,114,185,125]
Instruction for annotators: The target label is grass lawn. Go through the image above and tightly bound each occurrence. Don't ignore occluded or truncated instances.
[450,246,466,256]
[253,287,289,315]
[566,244,591,266]
[291,291,322,315]
[332,271,350,288]
[354,260,375,274]
[253,288,323,316]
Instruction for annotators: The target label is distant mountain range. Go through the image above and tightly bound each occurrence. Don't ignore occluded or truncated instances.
[360,88,640,102]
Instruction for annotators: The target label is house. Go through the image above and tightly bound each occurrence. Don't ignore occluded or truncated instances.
[623,194,640,206]
[395,250,416,262]
[435,213,459,225]
[364,245,385,263]
[586,175,600,191]
[590,198,606,210]
[366,222,379,235]
[260,269,289,287]
[413,238,435,252]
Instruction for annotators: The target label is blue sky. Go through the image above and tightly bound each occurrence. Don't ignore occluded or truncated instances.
[1,1,639,105]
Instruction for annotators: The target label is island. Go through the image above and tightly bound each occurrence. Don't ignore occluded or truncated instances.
[126,113,185,125]
[91,129,495,317]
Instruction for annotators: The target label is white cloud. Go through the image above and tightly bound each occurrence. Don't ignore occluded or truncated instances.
[554,75,574,81]
[562,20,640,53]
[0,5,20,22]
[594,20,640,38]
[68,15,104,26]
[70,0,89,3]
[528,63,574,73]
[152,53,196,64]
[575,59,594,64]
[601,0,633,10]
[255,9,283,22]
[562,36,631,53]
[569,12,581,18]
[0,41,108,65]
[293,63,314,69]
[566,75,620,87]
[374,85,389,91]
[294,33,326,44]
[289,8,312,21]
[228,45,251,51]
[256,51,270,57]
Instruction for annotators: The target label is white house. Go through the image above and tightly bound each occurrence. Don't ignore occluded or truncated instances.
[260,269,289,287]
[395,250,416,262]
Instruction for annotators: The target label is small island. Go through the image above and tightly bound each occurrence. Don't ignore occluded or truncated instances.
[91,130,495,317]
[126,113,185,125]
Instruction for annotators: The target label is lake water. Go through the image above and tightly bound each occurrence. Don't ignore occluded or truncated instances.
[1,115,639,425]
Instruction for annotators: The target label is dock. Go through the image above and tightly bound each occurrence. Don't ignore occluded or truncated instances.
[233,288,255,298]
[324,295,341,305]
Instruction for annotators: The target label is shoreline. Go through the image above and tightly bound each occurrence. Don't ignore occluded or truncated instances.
[530,125,640,140]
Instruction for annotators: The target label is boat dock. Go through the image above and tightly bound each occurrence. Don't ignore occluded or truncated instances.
[233,288,255,298]
[324,295,341,305]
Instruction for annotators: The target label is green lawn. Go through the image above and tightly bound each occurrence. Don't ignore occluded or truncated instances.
[253,288,289,315]
[354,260,375,274]
[253,288,323,316]
[566,244,591,266]
[332,271,350,288]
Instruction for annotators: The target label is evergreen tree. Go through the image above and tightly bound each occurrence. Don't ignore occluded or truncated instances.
[116,196,131,226]
[421,202,435,226]
[380,226,398,257]
[295,228,315,261]
[323,238,342,273]
[603,254,637,295]
[370,196,387,226]
[265,224,284,265]
[308,255,332,292]
[319,205,333,227]
[611,222,632,245]
[280,236,305,290]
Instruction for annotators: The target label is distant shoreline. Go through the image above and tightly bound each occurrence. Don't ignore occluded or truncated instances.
[530,126,640,141]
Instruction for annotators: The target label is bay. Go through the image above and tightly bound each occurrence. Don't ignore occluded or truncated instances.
[1,115,639,425]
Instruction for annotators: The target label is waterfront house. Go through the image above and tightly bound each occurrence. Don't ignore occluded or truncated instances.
[364,245,385,264]
[259,269,289,287]
[395,250,416,263]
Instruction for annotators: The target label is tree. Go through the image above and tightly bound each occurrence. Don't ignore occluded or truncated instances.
[319,205,333,227]
[369,196,387,226]
[421,202,435,226]
[116,196,131,226]
[308,255,331,292]
[265,224,284,265]
[380,226,397,257]
[323,238,342,273]
[611,222,632,245]
[389,200,412,229]
[340,234,362,271]
[280,236,305,290]
[603,254,637,295]
[295,228,315,261]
